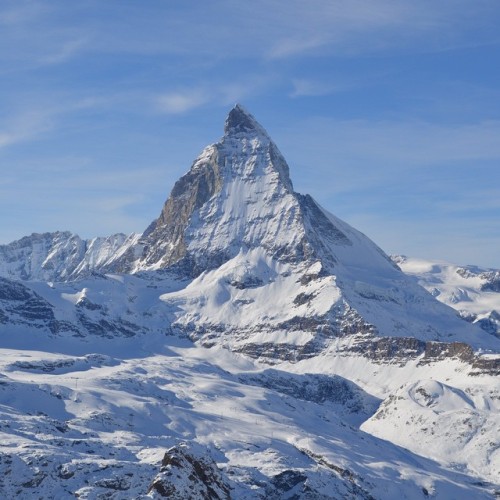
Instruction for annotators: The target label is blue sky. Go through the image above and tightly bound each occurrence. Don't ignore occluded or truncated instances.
[1,0,499,267]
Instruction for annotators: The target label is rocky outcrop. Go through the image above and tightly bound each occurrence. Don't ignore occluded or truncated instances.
[239,369,379,418]
[479,271,500,292]
[137,146,223,272]
[348,336,500,375]
[0,277,57,333]
[147,443,231,499]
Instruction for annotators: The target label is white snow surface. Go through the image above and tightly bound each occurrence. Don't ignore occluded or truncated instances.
[183,132,301,265]
[394,255,500,336]
[0,268,498,497]
[362,378,500,483]
[0,336,497,498]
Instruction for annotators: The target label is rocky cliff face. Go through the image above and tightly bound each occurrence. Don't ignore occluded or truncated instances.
[0,277,57,333]
[147,443,231,499]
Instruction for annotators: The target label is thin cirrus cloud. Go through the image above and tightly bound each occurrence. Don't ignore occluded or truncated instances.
[157,90,210,115]
[0,96,104,150]
[38,37,89,66]
[155,76,276,115]
[2,1,497,65]
[0,110,54,149]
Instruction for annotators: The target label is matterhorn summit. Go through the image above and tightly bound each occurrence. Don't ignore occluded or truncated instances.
[132,103,306,273]
[0,105,498,352]
[0,105,498,498]
[113,104,496,354]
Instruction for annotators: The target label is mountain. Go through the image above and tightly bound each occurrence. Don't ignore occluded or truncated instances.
[0,105,498,498]
[392,255,500,337]
[0,231,140,282]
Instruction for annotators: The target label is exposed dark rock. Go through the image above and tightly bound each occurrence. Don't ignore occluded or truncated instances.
[225,104,262,135]
[138,146,223,271]
[297,448,376,500]
[293,292,315,306]
[421,341,474,363]
[229,276,264,290]
[269,470,308,498]
[95,476,131,490]
[75,312,138,338]
[13,359,76,372]
[22,472,46,488]
[475,310,500,337]
[0,277,33,301]
[479,273,500,292]
[236,339,322,362]
[298,194,351,248]
[470,355,500,376]
[147,443,231,499]
[0,277,57,333]
[57,464,74,480]
[76,297,103,311]
[240,369,378,414]
[347,336,425,364]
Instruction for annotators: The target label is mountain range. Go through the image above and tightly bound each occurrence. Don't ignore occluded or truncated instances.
[0,105,498,499]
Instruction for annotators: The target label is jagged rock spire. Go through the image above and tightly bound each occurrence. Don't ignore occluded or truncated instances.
[224,104,268,137]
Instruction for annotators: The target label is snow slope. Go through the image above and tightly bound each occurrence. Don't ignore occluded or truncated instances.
[0,341,497,498]
[362,378,500,483]
[393,255,500,337]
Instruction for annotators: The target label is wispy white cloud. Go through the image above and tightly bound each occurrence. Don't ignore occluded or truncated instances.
[278,118,500,179]
[0,1,47,26]
[268,36,330,60]
[434,189,500,214]
[155,75,276,115]
[0,95,104,150]
[0,109,54,149]
[3,0,495,67]
[257,0,500,59]
[39,37,89,65]
[157,90,210,115]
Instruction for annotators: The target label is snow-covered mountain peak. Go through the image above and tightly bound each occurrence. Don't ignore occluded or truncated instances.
[220,104,293,192]
[0,231,140,282]
[130,105,306,273]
